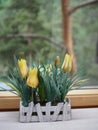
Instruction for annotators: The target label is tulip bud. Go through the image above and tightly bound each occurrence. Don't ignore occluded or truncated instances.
[18,59,28,78]
[54,56,60,67]
[62,54,72,72]
[27,68,39,88]
[68,56,72,72]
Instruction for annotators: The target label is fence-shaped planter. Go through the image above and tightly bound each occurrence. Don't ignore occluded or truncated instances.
[20,99,72,122]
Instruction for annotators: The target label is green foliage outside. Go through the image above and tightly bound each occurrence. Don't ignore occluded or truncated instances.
[0,0,98,85]
[70,0,98,85]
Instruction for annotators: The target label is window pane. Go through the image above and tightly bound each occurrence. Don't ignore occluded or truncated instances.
[0,0,98,91]
[0,0,64,85]
[70,0,98,86]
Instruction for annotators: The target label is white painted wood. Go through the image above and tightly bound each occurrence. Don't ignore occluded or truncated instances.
[31,116,39,122]
[66,102,72,120]
[26,102,33,122]
[19,100,71,122]
[65,99,72,120]
[36,103,43,122]
[45,102,51,121]
[63,102,67,120]
[52,103,63,121]
[20,101,27,122]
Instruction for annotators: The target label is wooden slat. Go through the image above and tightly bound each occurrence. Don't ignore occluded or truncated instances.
[36,103,43,122]
[52,103,63,121]
[46,102,51,121]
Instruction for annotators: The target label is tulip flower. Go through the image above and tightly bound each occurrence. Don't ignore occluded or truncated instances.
[54,56,60,67]
[62,54,72,72]
[18,59,28,78]
[27,68,39,88]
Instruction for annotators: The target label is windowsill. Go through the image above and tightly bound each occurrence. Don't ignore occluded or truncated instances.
[0,108,98,130]
[0,89,98,111]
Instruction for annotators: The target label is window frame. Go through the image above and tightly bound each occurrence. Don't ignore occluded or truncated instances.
[0,89,98,111]
[0,1,98,111]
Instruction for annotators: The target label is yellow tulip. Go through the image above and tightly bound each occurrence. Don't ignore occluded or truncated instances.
[27,68,39,88]
[18,59,28,78]
[54,56,60,67]
[62,54,72,72]
[68,56,72,72]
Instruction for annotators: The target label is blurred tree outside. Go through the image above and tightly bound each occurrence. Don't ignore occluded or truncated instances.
[70,0,98,85]
[0,0,64,75]
[0,0,98,85]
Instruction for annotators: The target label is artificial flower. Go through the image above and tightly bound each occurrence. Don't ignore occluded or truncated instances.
[54,56,60,67]
[62,53,72,72]
[18,59,28,78]
[27,68,39,88]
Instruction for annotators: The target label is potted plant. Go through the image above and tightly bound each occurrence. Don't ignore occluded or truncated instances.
[1,54,86,122]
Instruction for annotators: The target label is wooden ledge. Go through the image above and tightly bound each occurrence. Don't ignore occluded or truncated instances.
[0,89,98,111]
[67,89,98,108]
[0,91,20,111]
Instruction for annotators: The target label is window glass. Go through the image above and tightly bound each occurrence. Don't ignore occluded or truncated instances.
[0,0,63,89]
[70,0,98,87]
[0,0,98,91]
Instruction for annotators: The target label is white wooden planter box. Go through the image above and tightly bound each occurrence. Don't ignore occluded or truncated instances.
[20,99,72,122]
